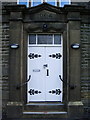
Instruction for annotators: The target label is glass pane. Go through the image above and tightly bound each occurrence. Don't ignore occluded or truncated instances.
[32,0,41,6]
[29,35,36,44]
[19,0,27,6]
[37,34,53,44]
[47,0,56,6]
[54,34,61,44]
[61,0,69,7]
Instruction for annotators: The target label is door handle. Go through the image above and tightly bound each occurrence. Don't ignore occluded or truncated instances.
[43,64,48,68]
[47,69,49,76]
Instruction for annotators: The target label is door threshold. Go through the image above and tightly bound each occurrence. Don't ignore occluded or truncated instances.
[28,101,62,103]
[26,102,64,106]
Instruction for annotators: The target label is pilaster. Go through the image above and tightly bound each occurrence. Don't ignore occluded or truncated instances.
[67,11,84,119]
[5,5,25,118]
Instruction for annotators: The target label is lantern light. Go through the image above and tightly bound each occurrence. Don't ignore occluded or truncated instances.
[10,44,19,49]
[71,43,80,49]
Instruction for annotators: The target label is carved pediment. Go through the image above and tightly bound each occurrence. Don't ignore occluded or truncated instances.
[26,2,62,14]
[24,3,65,22]
[29,10,60,21]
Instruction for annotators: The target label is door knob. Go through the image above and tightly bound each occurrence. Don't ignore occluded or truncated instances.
[43,64,48,68]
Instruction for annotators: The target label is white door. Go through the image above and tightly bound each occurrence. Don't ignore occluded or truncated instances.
[27,46,63,102]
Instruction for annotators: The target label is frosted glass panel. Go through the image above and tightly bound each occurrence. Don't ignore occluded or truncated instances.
[54,34,61,44]
[37,34,53,44]
[29,35,36,44]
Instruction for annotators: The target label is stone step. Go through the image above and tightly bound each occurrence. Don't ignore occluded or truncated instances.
[6,118,69,120]
[24,102,66,111]
[22,111,68,119]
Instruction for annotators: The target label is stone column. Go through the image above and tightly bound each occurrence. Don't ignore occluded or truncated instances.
[5,5,26,118]
[67,11,83,119]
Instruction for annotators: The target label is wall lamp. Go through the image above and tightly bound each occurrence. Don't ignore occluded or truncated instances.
[10,44,19,49]
[71,43,80,49]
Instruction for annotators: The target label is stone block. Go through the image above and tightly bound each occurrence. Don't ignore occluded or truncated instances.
[68,101,84,119]
[7,102,23,118]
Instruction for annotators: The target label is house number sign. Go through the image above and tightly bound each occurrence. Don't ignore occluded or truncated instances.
[33,69,40,72]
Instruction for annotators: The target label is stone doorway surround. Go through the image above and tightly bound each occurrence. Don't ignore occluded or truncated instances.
[4,3,84,119]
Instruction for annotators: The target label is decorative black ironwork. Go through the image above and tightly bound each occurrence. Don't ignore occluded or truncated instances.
[28,53,41,59]
[28,89,41,95]
[59,75,63,82]
[49,53,62,59]
[16,75,31,90]
[49,89,61,95]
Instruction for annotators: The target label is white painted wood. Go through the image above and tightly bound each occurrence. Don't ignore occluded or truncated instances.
[45,47,63,101]
[27,36,63,102]
[27,47,45,101]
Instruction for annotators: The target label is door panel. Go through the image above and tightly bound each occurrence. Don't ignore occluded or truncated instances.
[27,47,45,102]
[45,47,63,101]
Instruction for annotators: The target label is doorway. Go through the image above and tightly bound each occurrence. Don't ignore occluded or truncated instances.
[27,34,63,102]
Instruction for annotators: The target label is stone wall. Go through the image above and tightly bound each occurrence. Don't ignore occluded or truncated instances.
[0,2,2,119]
[81,23,90,117]
[2,23,9,117]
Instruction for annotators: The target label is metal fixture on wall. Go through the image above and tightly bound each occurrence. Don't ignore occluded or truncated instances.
[59,75,76,89]
[10,44,19,49]
[43,24,48,31]
[71,43,80,49]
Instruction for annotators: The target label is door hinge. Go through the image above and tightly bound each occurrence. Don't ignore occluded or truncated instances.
[49,89,61,95]
[28,89,41,95]
[28,53,41,59]
[49,53,62,59]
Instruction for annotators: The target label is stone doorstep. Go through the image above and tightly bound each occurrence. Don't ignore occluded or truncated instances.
[24,102,66,111]
[22,111,68,119]
[23,102,67,118]
[4,118,72,120]
[26,102,64,105]
[23,111,67,114]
